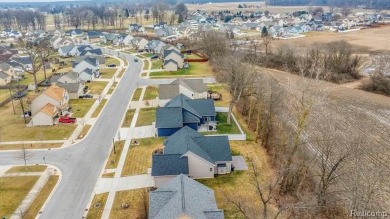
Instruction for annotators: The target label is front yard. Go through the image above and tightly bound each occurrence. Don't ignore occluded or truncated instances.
[100,68,118,79]
[121,137,163,176]
[151,59,163,70]
[150,61,213,78]
[87,81,108,95]
[0,102,75,142]
[69,99,95,118]
[105,57,121,67]
[143,86,158,100]
[135,108,156,127]
[110,189,148,219]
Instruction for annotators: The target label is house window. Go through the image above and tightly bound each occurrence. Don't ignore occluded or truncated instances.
[210,168,212,172]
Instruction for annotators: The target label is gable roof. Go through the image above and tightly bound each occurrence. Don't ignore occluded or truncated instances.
[163,126,232,164]
[158,84,179,99]
[164,49,184,58]
[80,48,103,56]
[38,103,58,117]
[172,78,208,93]
[0,71,10,79]
[156,107,184,128]
[165,94,216,117]
[151,154,189,177]
[149,174,224,219]
[56,82,82,93]
[163,59,178,66]
[44,84,65,101]
[59,44,76,54]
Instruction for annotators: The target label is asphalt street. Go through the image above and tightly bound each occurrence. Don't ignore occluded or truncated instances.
[0,50,141,219]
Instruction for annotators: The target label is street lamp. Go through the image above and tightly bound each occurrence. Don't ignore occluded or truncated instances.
[112,138,116,154]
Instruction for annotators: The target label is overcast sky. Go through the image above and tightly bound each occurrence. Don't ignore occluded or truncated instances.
[2,0,88,2]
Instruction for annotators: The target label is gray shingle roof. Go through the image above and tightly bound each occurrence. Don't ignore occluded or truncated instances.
[151,154,189,176]
[163,126,232,163]
[163,59,178,66]
[158,84,179,99]
[156,107,183,128]
[163,49,184,58]
[172,78,208,93]
[56,82,82,93]
[149,174,224,219]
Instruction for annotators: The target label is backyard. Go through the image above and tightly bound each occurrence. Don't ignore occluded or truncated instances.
[211,112,241,135]
[150,62,213,78]
[207,84,231,107]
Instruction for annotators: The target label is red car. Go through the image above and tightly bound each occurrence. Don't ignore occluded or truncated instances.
[59,116,77,124]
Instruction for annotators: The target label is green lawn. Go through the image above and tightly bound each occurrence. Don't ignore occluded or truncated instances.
[215,112,241,134]
[150,62,213,77]
[69,99,95,118]
[143,86,158,100]
[106,57,120,66]
[92,99,107,118]
[6,165,47,173]
[122,109,135,127]
[0,176,40,217]
[136,108,156,127]
[87,81,108,95]
[10,70,54,86]
[110,189,148,219]
[132,88,142,101]
[124,49,138,54]
[151,59,163,70]
[100,68,117,79]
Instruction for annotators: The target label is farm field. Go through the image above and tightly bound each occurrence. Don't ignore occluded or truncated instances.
[259,66,390,209]
[186,2,379,14]
[270,25,390,52]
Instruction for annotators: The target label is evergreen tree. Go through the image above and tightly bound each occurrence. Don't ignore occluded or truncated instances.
[238,4,243,8]
[124,9,129,18]
[261,26,269,36]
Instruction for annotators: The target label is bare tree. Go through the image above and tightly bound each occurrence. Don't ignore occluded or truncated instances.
[19,144,32,166]
[214,53,256,124]
[262,36,272,56]
[18,39,44,92]
[197,30,228,61]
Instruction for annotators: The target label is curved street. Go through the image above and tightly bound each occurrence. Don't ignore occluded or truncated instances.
[0,49,141,219]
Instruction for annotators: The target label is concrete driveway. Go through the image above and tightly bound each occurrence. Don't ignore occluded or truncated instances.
[133,125,156,139]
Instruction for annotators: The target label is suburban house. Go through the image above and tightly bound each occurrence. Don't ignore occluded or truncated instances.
[58,44,78,57]
[131,37,149,51]
[149,174,224,219]
[66,29,84,38]
[145,40,166,54]
[155,27,175,38]
[72,57,99,74]
[155,94,216,136]
[158,78,208,105]
[86,31,102,43]
[152,126,232,182]
[11,56,32,71]
[163,59,178,72]
[51,71,80,84]
[163,49,184,71]
[121,35,134,46]
[56,82,84,99]
[0,71,11,85]
[78,68,97,82]
[30,84,70,126]
[47,29,65,37]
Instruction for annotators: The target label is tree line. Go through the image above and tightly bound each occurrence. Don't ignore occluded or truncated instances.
[266,0,390,9]
[0,9,46,31]
[193,30,388,218]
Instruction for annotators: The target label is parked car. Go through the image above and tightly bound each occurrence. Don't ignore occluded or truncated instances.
[134,58,138,62]
[79,94,93,99]
[150,55,159,59]
[59,116,77,124]
[107,64,116,67]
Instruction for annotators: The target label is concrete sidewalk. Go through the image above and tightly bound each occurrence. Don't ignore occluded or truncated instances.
[11,167,56,219]
[95,174,153,194]
[99,86,147,219]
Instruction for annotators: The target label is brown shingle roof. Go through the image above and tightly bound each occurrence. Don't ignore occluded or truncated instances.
[44,84,65,101]
[40,103,58,117]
